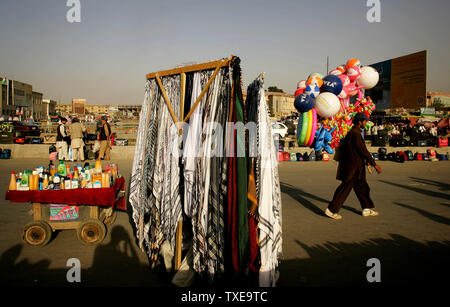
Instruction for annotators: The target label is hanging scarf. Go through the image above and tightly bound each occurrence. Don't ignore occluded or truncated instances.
[234,59,249,276]
[257,83,282,287]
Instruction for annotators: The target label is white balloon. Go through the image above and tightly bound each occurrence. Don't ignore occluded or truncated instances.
[297,80,307,89]
[357,66,379,89]
[314,92,340,118]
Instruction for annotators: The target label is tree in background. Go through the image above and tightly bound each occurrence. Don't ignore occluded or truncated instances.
[267,86,284,93]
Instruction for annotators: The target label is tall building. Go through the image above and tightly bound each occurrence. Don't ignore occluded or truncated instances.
[365,50,427,110]
[0,78,34,118]
[72,98,86,115]
[32,91,44,121]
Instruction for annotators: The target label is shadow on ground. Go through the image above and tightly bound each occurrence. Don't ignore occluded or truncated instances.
[278,233,450,287]
[0,225,167,286]
[379,179,450,201]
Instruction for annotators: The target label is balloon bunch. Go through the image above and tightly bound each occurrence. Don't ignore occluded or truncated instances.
[314,125,336,154]
[294,57,380,150]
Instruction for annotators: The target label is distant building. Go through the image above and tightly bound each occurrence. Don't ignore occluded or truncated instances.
[118,105,142,117]
[0,78,34,119]
[265,92,296,118]
[85,104,109,115]
[43,99,57,118]
[427,92,450,108]
[72,98,86,115]
[366,50,427,110]
[32,91,44,121]
[55,103,72,114]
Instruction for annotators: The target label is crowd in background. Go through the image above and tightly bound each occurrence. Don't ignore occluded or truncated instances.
[365,121,450,145]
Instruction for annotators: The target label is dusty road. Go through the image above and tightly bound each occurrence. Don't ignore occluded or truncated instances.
[0,158,449,286]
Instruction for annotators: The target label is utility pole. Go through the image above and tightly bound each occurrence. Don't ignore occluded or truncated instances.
[326,56,329,75]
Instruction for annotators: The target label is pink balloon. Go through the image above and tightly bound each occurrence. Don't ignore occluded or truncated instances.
[338,74,350,87]
[346,81,359,97]
[347,66,361,82]
[329,69,342,76]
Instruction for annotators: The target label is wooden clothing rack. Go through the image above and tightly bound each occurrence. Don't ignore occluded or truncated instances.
[145,56,234,271]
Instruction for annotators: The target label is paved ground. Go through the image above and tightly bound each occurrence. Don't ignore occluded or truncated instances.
[0,158,449,287]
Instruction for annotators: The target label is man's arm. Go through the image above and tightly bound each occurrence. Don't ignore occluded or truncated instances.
[354,131,376,166]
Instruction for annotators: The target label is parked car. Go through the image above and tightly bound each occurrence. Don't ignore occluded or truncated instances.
[0,121,41,143]
[271,122,288,139]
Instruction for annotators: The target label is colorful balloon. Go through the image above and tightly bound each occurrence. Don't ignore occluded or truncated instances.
[356,66,379,89]
[294,93,315,112]
[329,69,342,76]
[308,72,324,80]
[306,75,323,88]
[314,92,340,118]
[294,88,305,97]
[321,75,343,95]
[338,74,350,87]
[346,66,361,82]
[346,58,361,70]
[336,65,346,73]
[304,83,321,99]
[297,80,307,89]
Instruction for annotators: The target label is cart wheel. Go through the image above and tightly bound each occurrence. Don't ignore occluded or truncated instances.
[23,221,52,247]
[77,219,106,246]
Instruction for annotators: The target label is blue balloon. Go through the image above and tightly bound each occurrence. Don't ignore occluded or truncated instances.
[321,75,343,95]
[294,93,315,113]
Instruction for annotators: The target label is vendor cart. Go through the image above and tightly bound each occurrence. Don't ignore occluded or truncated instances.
[5,177,126,247]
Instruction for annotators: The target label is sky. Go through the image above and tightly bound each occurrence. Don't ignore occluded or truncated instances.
[1,0,449,106]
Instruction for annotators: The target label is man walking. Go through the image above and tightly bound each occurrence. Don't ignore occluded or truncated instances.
[56,117,70,160]
[325,113,382,220]
[69,117,87,162]
[98,115,111,160]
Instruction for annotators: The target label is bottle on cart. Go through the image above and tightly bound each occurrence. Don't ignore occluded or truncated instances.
[53,175,61,190]
[9,172,17,191]
[42,175,49,190]
[72,174,79,189]
[65,175,72,190]
[95,160,102,173]
[58,160,66,176]
[21,172,29,187]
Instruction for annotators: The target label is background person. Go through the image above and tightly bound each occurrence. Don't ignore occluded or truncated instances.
[98,115,111,160]
[69,117,87,162]
[325,112,382,220]
[56,117,70,160]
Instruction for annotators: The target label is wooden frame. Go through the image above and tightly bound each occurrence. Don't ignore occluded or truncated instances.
[145,56,234,271]
[33,203,100,231]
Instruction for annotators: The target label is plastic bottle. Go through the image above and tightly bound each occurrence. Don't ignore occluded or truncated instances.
[53,175,61,190]
[29,174,36,190]
[9,172,17,191]
[58,161,66,176]
[95,160,102,173]
[43,175,49,190]
[72,175,79,189]
[101,173,107,188]
[21,172,29,187]
[65,176,72,190]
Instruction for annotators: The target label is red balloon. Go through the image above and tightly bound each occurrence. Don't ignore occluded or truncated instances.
[295,88,305,96]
